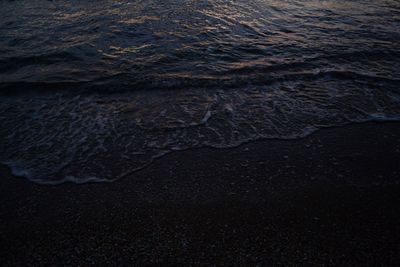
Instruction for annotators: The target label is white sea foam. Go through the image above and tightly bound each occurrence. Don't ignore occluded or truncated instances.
[1,79,399,185]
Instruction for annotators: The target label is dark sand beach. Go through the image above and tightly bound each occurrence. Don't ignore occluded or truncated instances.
[1,0,400,266]
[1,122,400,266]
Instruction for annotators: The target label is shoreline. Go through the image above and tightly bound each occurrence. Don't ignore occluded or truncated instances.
[3,119,398,186]
[1,121,400,265]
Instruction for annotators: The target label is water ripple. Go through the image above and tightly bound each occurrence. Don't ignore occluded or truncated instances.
[0,0,399,183]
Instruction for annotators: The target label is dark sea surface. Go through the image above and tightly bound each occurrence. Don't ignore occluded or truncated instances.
[0,0,399,184]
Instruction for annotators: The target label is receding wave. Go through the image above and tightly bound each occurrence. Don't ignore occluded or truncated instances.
[0,0,399,184]
[1,76,399,184]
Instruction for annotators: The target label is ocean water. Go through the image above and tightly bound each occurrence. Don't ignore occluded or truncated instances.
[0,0,399,184]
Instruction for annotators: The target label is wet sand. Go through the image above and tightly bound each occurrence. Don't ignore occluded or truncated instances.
[1,122,400,266]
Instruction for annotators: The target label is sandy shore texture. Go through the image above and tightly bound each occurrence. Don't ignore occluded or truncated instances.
[1,122,400,266]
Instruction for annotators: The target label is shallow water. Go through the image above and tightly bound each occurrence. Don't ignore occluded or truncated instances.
[0,0,399,184]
